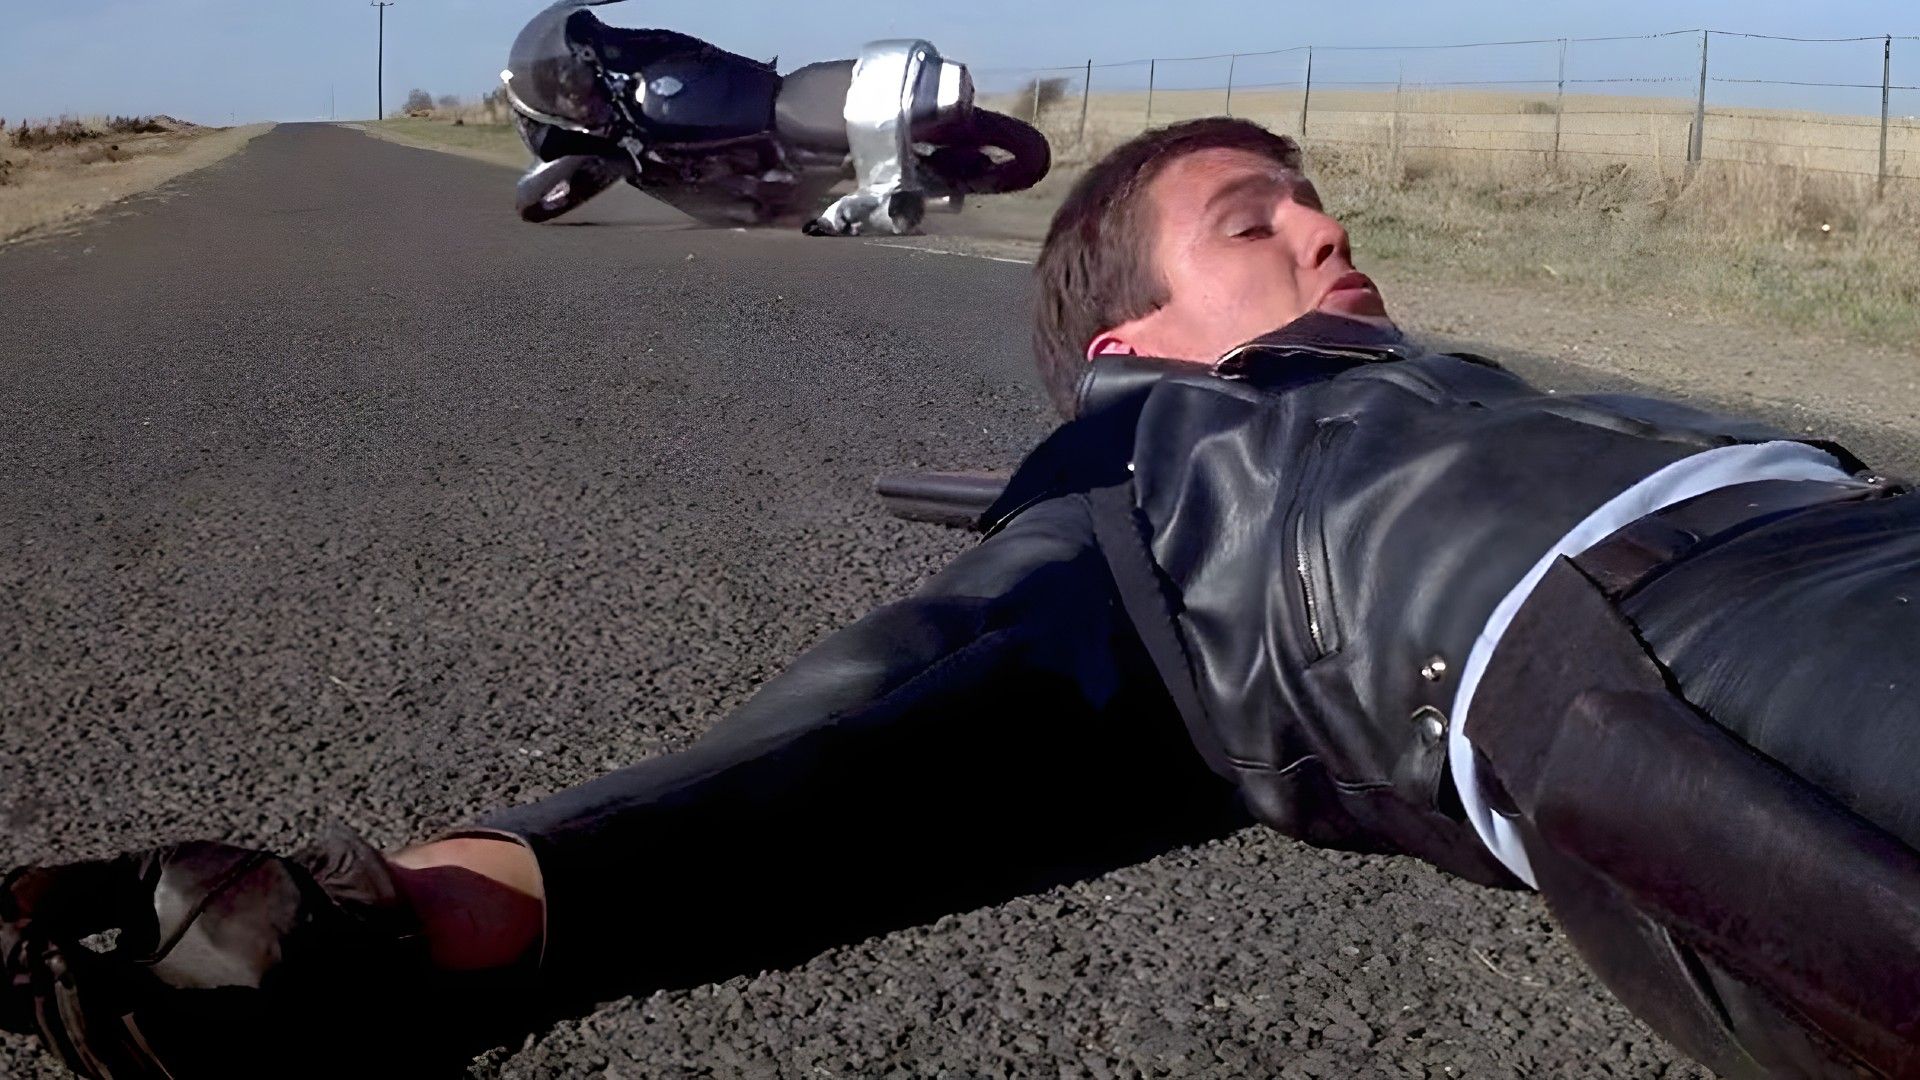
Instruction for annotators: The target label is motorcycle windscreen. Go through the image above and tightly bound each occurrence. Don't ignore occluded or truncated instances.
[503,0,627,133]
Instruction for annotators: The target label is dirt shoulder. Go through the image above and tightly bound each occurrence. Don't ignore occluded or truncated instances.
[0,122,273,246]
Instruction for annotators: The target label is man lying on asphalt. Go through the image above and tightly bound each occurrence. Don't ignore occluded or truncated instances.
[7,117,1919,1079]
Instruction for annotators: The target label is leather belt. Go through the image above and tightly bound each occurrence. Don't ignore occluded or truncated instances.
[1571,475,1896,603]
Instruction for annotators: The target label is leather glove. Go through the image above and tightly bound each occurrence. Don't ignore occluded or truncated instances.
[1,825,443,1079]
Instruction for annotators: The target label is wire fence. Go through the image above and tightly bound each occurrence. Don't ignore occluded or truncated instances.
[977,28,1920,192]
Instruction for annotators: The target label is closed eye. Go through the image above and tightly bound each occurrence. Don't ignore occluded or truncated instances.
[1233,223,1274,240]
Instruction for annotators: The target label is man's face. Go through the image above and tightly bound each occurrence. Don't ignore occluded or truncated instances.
[1089,147,1390,363]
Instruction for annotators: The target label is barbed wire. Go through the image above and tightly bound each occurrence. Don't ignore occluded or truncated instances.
[987,24,1919,186]
[1711,77,1920,91]
[992,26,1918,73]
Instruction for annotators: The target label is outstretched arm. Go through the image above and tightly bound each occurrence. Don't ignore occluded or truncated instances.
[1,496,1242,1078]
[389,494,1245,1001]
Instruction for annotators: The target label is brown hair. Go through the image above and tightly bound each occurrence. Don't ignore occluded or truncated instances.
[1031,118,1302,417]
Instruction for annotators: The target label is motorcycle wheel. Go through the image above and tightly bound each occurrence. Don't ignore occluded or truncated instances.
[920,109,1051,196]
[515,154,626,223]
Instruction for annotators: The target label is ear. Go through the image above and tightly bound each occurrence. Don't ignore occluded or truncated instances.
[1085,332,1137,360]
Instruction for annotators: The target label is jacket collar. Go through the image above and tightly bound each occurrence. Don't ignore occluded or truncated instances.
[1073,311,1418,420]
[1214,311,1421,378]
[979,314,1418,534]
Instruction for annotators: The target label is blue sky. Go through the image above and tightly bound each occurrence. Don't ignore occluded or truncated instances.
[1,0,1913,126]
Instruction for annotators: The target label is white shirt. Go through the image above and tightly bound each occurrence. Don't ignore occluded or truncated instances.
[1447,440,1864,888]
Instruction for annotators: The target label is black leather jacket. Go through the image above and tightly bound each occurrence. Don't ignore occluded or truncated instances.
[974,312,1856,888]
[473,312,1859,990]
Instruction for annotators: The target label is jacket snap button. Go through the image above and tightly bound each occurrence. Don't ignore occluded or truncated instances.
[1410,706,1448,739]
[1420,656,1448,682]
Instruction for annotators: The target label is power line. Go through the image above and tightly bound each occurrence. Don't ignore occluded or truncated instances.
[1705,30,1896,44]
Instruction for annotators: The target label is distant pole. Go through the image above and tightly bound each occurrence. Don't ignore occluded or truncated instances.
[1299,46,1313,137]
[1688,29,1708,164]
[1225,54,1237,116]
[373,1,395,120]
[1031,77,1042,124]
[1552,38,1567,167]
[1146,58,1157,127]
[1880,35,1893,198]
[1079,59,1092,144]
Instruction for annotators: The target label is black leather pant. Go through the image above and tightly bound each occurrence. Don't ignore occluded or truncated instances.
[1471,479,1920,1079]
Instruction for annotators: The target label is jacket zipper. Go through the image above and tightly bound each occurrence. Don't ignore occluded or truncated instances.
[1294,417,1355,659]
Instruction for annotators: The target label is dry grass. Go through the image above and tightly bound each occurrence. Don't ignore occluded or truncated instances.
[0,116,269,244]
[989,87,1920,348]
[361,117,527,170]
[1310,146,1919,345]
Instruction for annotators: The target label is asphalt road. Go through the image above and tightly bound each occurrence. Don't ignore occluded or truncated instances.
[0,123,1819,1079]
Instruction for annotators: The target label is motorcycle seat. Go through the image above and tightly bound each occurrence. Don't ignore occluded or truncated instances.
[774,60,854,153]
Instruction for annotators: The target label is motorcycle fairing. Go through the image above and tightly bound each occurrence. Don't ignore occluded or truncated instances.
[503,0,626,134]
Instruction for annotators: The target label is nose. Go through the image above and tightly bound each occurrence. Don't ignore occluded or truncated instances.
[1275,199,1351,270]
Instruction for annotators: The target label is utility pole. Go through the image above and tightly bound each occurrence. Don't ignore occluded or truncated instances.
[372,1,395,121]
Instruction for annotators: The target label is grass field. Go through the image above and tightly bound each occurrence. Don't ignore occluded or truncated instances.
[986,86,1920,350]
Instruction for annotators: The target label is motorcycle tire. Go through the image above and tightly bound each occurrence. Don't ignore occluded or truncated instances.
[515,154,626,223]
[922,109,1051,196]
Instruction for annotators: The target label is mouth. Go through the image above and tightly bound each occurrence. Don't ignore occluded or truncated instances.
[1315,271,1386,317]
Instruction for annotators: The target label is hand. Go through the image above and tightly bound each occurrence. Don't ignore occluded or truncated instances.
[1,825,437,1079]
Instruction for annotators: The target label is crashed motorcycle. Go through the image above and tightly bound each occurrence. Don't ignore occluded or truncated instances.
[500,0,1051,235]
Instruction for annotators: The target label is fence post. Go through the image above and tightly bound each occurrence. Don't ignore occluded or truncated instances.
[1147,58,1157,127]
[1390,60,1403,171]
[1688,29,1709,164]
[1080,58,1093,145]
[1032,78,1043,125]
[1880,35,1893,198]
[1300,46,1313,137]
[1553,38,1567,167]
[1226,54,1238,116]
